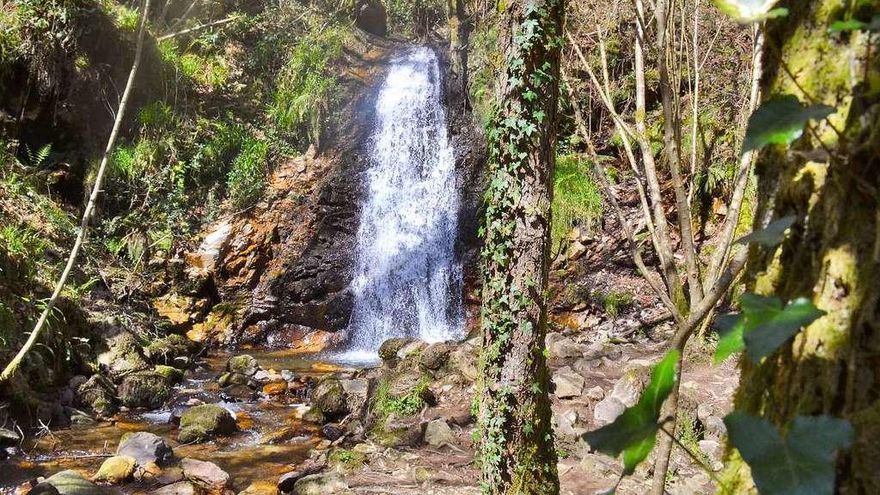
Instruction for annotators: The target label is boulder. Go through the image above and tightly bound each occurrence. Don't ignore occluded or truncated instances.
[553,409,584,439]
[311,379,347,419]
[423,419,454,447]
[144,334,194,365]
[372,417,424,447]
[262,381,287,396]
[178,404,238,443]
[118,372,171,409]
[277,460,326,493]
[593,397,626,425]
[150,481,197,495]
[551,367,585,399]
[181,458,230,492]
[117,432,174,466]
[76,375,117,417]
[292,473,348,495]
[154,365,185,384]
[353,0,387,37]
[94,455,136,484]
[321,424,344,442]
[419,343,452,370]
[43,470,104,495]
[97,332,150,378]
[28,483,60,495]
[378,338,411,363]
[227,355,260,377]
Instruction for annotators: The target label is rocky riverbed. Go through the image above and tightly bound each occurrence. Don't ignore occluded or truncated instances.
[1,321,739,495]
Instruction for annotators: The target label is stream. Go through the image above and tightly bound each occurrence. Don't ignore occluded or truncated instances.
[0,349,346,492]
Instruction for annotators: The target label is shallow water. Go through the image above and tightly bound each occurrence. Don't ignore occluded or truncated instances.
[0,349,346,493]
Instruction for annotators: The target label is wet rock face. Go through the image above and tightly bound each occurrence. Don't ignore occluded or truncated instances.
[117,432,174,467]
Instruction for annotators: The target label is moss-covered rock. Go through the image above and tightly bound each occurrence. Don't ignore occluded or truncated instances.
[118,372,171,409]
[96,332,149,378]
[43,470,105,495]
[76,374,118,418]
[144,334,194,365]
[178,404,238,443]
[94,455,136,484]
[419,342,452,370]
[378,337,412,364]
[153,365,184,384]
[227,354,259,377]
[311,378,347,419]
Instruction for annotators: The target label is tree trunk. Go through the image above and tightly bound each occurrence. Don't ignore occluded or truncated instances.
[447,0,468,97]
[477,1,565,494]
[728,1,880,492]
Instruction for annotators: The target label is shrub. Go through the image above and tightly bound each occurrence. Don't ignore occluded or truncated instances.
[226,137,268,208]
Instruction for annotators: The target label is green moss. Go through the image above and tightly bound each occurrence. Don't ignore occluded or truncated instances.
[328,448,366,471]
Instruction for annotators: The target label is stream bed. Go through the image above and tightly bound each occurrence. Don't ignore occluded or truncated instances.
[0,349,350,493]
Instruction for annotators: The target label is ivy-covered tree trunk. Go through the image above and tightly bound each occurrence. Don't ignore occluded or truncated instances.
[476,1,565,494]
[729,1,880,492]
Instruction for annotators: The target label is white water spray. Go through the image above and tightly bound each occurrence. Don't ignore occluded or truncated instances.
[341,48,464,362]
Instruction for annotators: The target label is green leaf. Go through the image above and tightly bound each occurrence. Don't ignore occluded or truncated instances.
[713,313,745,364]
[711,0,783,23]
[583,350,680,475]
[735,215,797,247]
[740,294,825,361]
[743,95,835,152]
[828,19,867,33]
[725,413,854,495]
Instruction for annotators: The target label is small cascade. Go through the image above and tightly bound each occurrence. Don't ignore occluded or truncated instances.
[342,47,464,361]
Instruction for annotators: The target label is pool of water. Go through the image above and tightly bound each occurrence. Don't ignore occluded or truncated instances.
[0,348,350,493]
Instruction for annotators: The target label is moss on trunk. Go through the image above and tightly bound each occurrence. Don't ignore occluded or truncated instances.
[730,0,880,492]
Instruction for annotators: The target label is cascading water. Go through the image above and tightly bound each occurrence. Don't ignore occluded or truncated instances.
[341,47,464,361]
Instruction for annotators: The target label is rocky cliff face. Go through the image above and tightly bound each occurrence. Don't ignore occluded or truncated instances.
[183,40,485,347]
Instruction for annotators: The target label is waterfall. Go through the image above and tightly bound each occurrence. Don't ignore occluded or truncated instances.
[342,47,464,361]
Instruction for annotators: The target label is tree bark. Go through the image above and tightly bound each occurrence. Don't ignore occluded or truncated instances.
[0,0,152,383]
[477,1,565,493]
[728,1,880,492]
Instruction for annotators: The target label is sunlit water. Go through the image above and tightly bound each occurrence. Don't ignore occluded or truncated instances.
[337,47,464,363]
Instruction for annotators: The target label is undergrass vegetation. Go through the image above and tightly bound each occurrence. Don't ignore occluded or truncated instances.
[552,154,603,251]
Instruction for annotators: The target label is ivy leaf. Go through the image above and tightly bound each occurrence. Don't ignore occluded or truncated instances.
[582,350,679,475]
[743,95,835,153]
[740,294,825,361]
[725,413,854,495]
[713,313,745,364]
[735,215,797,247]
[712,0,783,23]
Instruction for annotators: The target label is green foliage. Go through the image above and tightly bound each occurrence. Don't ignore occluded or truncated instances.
[270,26,346,146]
[374,375,431,418]
[226,137,268,208]
[385,0,445,36]
[601,290,634,318]
[713,294,825,363]
[178,53,231,90]
[584,350,680,476]
[138,101,175,131]
[725,413,853,495]
[110,3,139,32]
[743,95,835,152]
[735,215,796,247]
[0,224,46,261]
[551,154,602,251]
